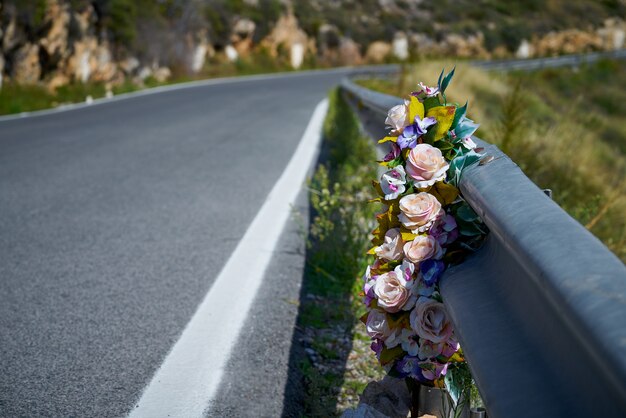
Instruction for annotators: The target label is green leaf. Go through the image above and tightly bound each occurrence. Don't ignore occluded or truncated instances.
[424,105,456,142]
[447,151,482,187]
[422,96,440,112]
[429,182,460,206]
[454,118,479,139]
[379,345,405,365]
[457,203,479,222]
[435,140,455,152]
[440,66,456,95]
[437,68,444,91]
[445,370,462,407]
[451,101,468,130]
[386,157,403,168]
[458,220,486,236]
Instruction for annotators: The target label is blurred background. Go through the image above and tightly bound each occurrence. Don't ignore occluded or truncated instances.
[0,0,625,111]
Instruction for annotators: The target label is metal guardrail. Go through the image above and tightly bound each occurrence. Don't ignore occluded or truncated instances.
[472,49,626,71]
[340,78,626,418]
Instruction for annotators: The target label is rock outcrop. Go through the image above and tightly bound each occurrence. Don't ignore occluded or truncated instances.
[0,0,171,90]
[12,43,41,84]
[261,13,311,69]
[0,0,624,91]
[231,18,256,58]
[366,41,392,63]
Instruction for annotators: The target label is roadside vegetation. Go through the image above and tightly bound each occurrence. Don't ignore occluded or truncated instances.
[0,53,312,115]
[357,59,626,262]
[296,88,386,416]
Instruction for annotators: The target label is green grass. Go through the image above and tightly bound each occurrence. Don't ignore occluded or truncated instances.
[357,59,626,262]
[296,88,383,416]
[0,81,137,115]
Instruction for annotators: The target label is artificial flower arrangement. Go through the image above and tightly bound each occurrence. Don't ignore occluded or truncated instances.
[361,68,488,399]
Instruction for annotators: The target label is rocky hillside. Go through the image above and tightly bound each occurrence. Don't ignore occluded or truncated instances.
[1,0,625,91]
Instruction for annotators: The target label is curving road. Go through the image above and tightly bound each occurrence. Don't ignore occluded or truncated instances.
[0,69,358,417]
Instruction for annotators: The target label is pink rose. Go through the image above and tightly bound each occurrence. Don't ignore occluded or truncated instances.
[410,297,454,344]
[385,100,410,132]
[375,228,404,261]
[403,235,443,263]
[398,192,443,233]
[405,144,449,188]
[374,269,411,313]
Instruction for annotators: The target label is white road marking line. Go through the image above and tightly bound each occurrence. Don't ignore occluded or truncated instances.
[128,98,329,418]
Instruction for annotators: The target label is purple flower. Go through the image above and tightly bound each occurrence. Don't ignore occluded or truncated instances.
[371,339,384,358]
[441,335,460,358]
[431,214,459,246]
[362,266,377,306]
[363,277,377,306]
[396,116,437,149]
[383,142,401,162]
[419,259,445,287]
[396,356,449,382]
[396,355,432,382]
[395,355,421,379]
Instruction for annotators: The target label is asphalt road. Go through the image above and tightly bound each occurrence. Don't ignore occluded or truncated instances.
[0,70,351,417]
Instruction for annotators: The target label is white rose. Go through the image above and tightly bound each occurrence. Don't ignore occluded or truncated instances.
[375,228,404,261]
[385,100,410,132]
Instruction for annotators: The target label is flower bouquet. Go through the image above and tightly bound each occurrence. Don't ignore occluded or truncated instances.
[361,68,487,410]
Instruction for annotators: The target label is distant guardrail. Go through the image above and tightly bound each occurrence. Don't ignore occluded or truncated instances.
[340,77,626,418]
[471,48,626,71]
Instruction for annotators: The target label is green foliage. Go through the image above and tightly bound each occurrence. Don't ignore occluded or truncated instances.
[298,89,379,415]
[6,0,48,30]
[104,0,138,45]
[204,0,283,44]
[0,82,54,114]
[497,79,527,154]
[0,81,111,115]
